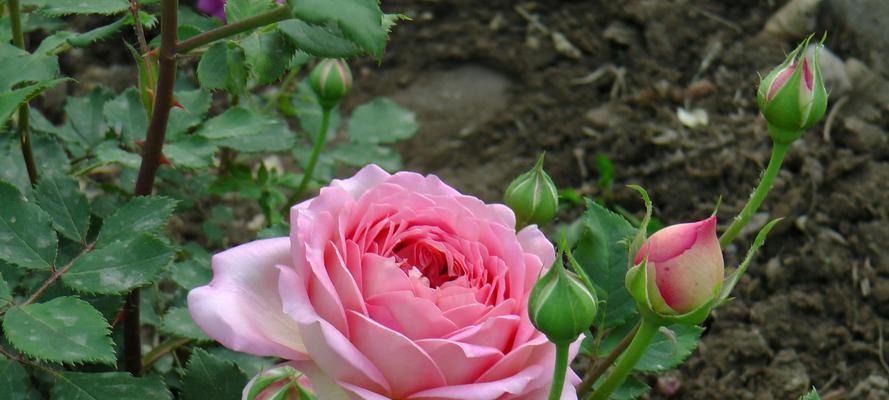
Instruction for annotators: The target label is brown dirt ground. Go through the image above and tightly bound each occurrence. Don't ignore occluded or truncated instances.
[346,1,889,399]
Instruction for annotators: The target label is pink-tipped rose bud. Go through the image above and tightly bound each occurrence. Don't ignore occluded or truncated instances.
[756,37,828,143]
[630,216,724,316]
[309,58,353,109]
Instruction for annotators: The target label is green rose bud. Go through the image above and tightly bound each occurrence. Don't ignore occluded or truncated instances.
[528,258,598,344]
[309,58,353,109]
[504,154,559,228]
[756,35,828,144]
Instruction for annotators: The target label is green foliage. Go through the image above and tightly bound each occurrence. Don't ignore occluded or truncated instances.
[0,43,60,90]
[61,88,114,154]
[63,234,174,294]
[66,12,158,49]
[34,174,91,244]
[160,306,210,341]
[277,20,363,58]
[801,387,821,400]
[0,273,11,308]
[103,88,147,145]
[196,107,294,153]
[2,296,115,364]
[598,320,703,373]
[95,196,177,248]
[50,373,172,400]
[573,200,637,328]
[0,181,57,270]
[348,97,418,144]
[0,357,35,400]
[242,30,296,85]
[37,0,132,16]
[225,0,277,23]
[593,376,650,400]
[181,349,249,400]
[198,42,248,94]
[289,0,388,58]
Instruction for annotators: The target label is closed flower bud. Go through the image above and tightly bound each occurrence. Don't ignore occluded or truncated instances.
[756,37,828,143]
[528,259,598,344]
[504,154,559,228]
[244,365,314,400]
[626,216,724,322]
[309,58,353,109]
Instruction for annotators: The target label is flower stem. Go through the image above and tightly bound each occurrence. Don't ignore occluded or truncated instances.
[290,106,332,203]
[576,321,641,396]
[547,342,570,400]
[718,141,789,248]
[8,0,38,186]
[126,0,179,377]
[587,318,660,400]
[175,6,292,54]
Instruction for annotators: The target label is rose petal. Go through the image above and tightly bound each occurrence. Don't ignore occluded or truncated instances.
[406,366,542,400]
[347,310,448,398]
[365,291,458,339]
[188,238,307,359]
[414,339,503,385]
[277,266,390,394]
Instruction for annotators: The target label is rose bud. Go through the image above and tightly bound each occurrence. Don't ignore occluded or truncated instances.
[504,154,559,228]
[244,365,314,400]
[626,216,724,321]
[308,58,353,109]
[756,37,827,144]
[528,257,598,344]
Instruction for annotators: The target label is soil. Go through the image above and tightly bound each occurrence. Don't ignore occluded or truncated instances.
[344,1,889,399]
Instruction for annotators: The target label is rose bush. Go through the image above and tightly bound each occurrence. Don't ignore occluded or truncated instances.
[189,165,578,399]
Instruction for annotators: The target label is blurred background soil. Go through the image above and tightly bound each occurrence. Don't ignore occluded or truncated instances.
[345,1,889,399]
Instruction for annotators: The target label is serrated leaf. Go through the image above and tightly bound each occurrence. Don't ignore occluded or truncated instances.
[34,174,91,243]
[39,0,130,16]
[801,388,821,400]
[63,234,173,294]
[575,199,637,328]
[0,181,57,270]
[164,136,216,169]
[51,372,172,400]
[2,296,115,364]
[330,142,401,171]
[225,0,276,23]
[66,12,157,48]
[277,20,363,58]
[291,81,340,135]
[0,135,70,194]
[242,30,295,85]
[196,107,294,152]
[0,79,67,125]
[0,356,35,400]
[182,349,248,400]
[95,197,176,248]
[64,89,114,151]
[103,88,147,145]
[207,348,276,378]
[348,97,417,144]
[197,42,247,94]
[160,307,209,341]
[289,0,387,58]
[166,89,211,139]
[599,321,703,373]
[0,43,59,90]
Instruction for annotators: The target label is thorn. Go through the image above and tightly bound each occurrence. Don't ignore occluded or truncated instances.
[134,140,174,167]
[172,96,186,111]
[146,48,159,58]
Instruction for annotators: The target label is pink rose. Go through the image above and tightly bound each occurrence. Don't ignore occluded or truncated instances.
[632,216,724,314]
[189,165,579,399]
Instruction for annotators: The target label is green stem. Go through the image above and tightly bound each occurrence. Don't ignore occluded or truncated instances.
[576,321,641,397]
[588,318,660,400]
[547,343,570,400]
[290,106,331,203]
[718,141,789,248]
[175,6,291,54]
[141,337,190,371]
[8,0,38,186]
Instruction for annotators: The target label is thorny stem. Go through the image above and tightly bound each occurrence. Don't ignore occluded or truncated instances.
[126,0,179,377]
[175,6,292,54]
[129,0,150,54]
[8,0,38,186]
[719,141,790,247]
[576,321,641,397]
[547,343,570,400]
[587,318,660,400]
[289,106,332,205]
